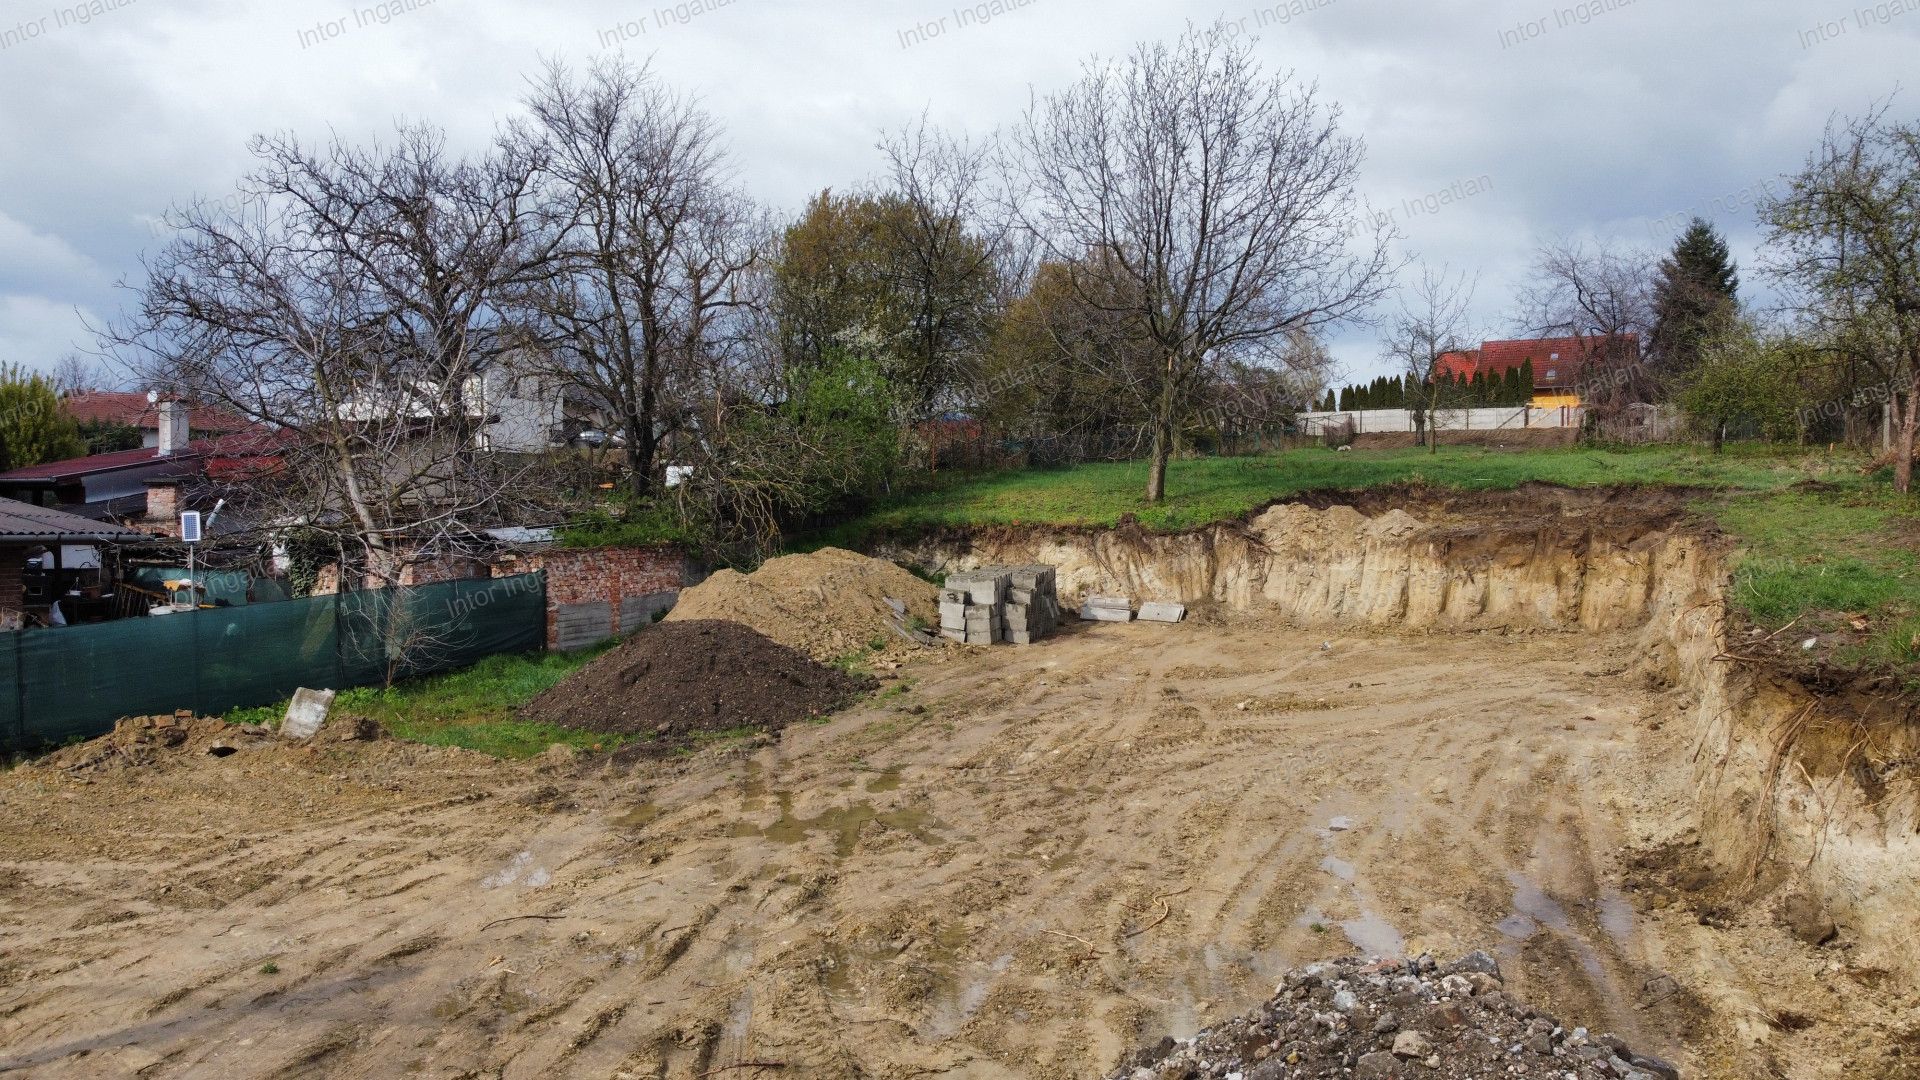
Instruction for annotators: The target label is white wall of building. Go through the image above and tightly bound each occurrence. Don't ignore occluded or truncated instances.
[1298,406,1585,434]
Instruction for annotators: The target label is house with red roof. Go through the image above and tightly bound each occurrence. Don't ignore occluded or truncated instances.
[0,401,286,527]
[1435,334,1640,408]
[61,391,254,449]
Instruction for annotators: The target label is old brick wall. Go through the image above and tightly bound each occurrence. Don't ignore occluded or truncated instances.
[493,545,694,649]
[0,545,25,630]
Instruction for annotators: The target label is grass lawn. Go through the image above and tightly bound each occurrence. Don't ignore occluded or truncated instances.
[226,646,626,759]
[818,444,1857,541]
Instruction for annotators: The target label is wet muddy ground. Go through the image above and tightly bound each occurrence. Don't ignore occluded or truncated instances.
[0,614,1909,1078]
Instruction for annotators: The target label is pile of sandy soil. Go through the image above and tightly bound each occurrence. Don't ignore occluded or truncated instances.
[519,620,872,743]
[665,547,938,664]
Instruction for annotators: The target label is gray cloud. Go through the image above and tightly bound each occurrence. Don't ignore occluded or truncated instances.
[0,0,1910,383]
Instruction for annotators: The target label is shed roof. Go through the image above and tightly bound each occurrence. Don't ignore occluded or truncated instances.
[0,498,152,544]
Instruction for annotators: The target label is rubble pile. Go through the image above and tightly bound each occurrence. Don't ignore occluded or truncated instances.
[31,713,272,771]
[941,564,1061,645]
[1108,953,1682,1080]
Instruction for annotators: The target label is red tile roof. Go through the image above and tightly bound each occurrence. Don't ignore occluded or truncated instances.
[0,428,295,486]
[61,392,252,434]
[0,445,204,483]
[1435,335,1639,391]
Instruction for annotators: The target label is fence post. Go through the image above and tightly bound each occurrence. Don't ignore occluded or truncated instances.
[538,572,550,654]
[191,606,203,717]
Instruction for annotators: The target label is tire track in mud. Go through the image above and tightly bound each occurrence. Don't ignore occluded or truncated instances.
[0,621,1712,1078]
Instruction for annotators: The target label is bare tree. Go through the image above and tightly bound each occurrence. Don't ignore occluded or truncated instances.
[1518,237,1654,413]
[113,124,558,586]
[1007,21,1393,502]
[878,116,1009,418]
[50,353,108,396]
[1763,104,1920,492]
[1385,264,1480,454]
[513,57,759,497]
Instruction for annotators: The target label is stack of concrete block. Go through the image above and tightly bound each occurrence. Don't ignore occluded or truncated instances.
[939,564,1062,646]
[940,568,1010,645]
[1079,595,1135,623]
[1004,565,1061,645]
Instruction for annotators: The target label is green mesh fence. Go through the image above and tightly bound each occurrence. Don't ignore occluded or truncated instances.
[0,573,545,753]
[125,568,294,607]
[0,633,20,751]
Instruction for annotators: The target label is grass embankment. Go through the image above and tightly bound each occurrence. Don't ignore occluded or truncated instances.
[821,445,1833,539]
[227,646,622,759]
[825,444,1920,673]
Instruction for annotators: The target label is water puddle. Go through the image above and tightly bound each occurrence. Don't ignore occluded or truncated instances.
[924,952,1011,1039]
[1312,814,1359,840]
[480,851,552,890]
[1319,855,1356,882]
[864,767,904,794]
[739,760,771,806]
[612,802,661,829]
[730,792,941,857]
[1295,906,1405,958]
[1340,911,1405,957]
[1503,871,1608,980]
[1597,888,1637,950]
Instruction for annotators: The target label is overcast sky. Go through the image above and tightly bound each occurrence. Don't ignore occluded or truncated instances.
[0,0,1911,386]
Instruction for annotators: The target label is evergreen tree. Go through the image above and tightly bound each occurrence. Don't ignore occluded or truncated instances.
[0,364,86,472]
[1651,217,1740,384]
[1518,360,1535,401]
[1321,389,1336,411]
[1338,386,1353,411]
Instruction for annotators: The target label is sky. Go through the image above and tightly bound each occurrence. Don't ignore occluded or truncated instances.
[0,0,1912,388]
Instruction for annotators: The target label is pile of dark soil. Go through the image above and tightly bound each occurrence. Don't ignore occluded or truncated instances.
[520,620,873,743]
[1109,952,1681,1080]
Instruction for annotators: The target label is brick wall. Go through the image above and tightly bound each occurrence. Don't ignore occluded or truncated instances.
[492,545,695,649]
[144,482,180,535]
[0,545,24,631]
[398,555,490,587]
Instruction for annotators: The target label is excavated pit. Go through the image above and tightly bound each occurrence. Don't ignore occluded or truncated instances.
[889,484,1920,1056]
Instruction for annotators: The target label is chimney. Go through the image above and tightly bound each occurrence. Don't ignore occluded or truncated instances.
[157,399,190,456]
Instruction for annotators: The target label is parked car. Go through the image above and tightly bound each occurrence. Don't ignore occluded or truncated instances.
[572,429,626,448]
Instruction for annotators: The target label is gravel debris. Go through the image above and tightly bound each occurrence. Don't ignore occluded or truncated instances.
[1106,952,1682,1080]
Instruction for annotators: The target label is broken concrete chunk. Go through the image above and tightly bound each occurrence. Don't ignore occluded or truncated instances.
[1137,602,1187,623]
[281,688,336,739]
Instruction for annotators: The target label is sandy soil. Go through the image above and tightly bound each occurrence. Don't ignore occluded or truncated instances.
[0,614,1910,1078]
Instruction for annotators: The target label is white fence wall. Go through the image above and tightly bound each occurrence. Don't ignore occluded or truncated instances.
[1298,406,1584,435]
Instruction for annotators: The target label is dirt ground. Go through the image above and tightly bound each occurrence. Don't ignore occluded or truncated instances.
[0,614,1911,1078]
